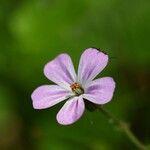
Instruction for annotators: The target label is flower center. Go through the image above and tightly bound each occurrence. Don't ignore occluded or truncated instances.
[70,83,84,96]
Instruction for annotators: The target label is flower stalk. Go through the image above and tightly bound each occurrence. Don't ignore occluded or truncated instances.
[98,106,147,150]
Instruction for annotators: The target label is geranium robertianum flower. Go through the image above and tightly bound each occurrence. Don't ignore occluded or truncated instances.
[31,48,116,125]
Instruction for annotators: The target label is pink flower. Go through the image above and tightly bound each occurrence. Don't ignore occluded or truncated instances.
[31,48,116,125]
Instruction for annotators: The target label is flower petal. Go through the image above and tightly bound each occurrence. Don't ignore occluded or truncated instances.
[82,77,115,104]
[78,48,108,85]
[44,54,76,90]
[56,96,85,125]
[31,85,71,109]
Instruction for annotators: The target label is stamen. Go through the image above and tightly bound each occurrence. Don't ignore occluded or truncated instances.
[70,83,84,96]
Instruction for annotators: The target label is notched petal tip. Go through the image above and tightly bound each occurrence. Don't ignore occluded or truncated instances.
[56,117,75,125]
[90,47,108,55]
[43,53,69,74]
[31,90,45,110]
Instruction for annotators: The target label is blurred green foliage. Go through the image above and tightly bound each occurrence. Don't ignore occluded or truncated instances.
[0,0,150,150]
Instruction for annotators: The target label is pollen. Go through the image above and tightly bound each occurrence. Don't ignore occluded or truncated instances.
[70,83,84,95]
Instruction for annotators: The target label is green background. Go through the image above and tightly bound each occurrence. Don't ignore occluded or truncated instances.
[0,0,150,149]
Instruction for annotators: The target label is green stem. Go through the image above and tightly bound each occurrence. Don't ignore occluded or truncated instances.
[98,106,147,150]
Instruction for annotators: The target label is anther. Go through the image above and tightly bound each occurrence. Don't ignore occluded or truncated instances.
[70,83,84,96]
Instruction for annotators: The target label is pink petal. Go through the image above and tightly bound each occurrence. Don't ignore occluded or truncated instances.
[31,85,71,109]
[56,96,85,125]
[44,54,76,90]
[82,77,115,104]
[78,48,108,85]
